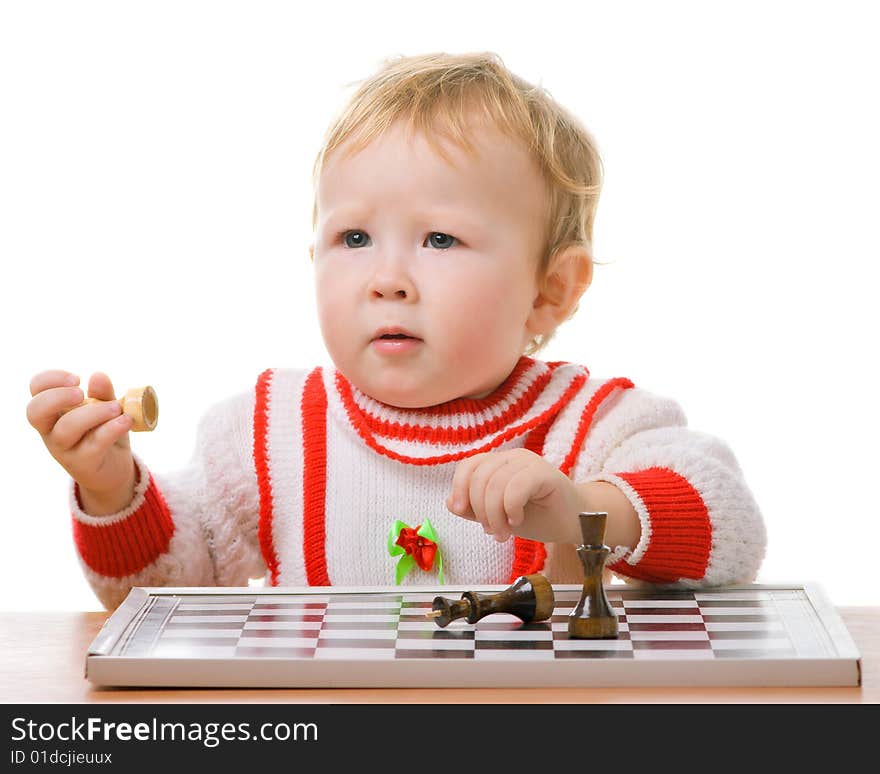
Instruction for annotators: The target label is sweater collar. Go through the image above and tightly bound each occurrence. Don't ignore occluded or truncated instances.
[326,357,588,459]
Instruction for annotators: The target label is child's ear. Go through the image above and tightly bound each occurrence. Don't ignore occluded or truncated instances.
[526,245,593,337]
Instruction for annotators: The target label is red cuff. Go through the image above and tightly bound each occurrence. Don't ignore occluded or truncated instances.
[607,466,712,583]
[72,468,174,578]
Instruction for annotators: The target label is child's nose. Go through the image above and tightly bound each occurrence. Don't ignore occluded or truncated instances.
[368,269,419,302]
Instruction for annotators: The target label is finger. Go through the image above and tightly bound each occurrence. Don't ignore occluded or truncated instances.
[502,466,538,528]
[447,452,490,517]
[26,385,86,436]
[468,454,516,533]
[49,399,124,452]
[29,370,80,397]
[483,459,532,541]
[73,410,133,457]
[448,447,537,515]
[87,372,118,402]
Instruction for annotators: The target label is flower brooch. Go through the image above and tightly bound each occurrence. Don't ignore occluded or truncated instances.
[388,519,444,585]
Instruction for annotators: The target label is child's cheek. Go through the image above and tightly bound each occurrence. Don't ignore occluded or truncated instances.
[442,284,518,355]
[314,274,356,353]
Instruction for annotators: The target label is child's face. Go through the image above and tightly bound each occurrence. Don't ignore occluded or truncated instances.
[312,119,550,407]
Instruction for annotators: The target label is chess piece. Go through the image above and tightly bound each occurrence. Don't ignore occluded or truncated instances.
[427,573,555,628]
[61,385,159,432]
[568,511,619,638]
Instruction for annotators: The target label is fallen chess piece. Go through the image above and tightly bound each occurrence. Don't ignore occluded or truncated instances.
[61,385,159,432]
[427,572,555,628]
[568,511,619,639]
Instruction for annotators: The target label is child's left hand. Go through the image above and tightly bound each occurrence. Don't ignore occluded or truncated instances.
[446,449,580,543]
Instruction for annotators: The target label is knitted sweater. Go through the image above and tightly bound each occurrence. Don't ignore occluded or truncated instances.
[70,357,766,610]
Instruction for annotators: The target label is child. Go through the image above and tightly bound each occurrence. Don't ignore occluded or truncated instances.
[27,52,766,611]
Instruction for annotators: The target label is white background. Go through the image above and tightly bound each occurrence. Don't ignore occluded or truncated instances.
[1,1,877,611]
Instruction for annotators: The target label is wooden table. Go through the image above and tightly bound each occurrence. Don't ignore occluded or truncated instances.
[2,608,876,703]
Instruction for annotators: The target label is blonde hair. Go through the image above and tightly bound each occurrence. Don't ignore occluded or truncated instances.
[311,51,603,354]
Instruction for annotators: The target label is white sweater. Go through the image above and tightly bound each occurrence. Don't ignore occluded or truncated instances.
[70,357,766,610]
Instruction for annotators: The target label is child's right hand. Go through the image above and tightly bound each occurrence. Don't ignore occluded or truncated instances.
[27,370,137,515]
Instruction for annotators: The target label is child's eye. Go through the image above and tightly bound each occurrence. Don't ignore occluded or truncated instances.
[340,230,457,249]
[342,230,371,248]
[426,232,458,249]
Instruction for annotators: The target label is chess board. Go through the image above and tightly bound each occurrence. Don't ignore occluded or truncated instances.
[85,583,861,688]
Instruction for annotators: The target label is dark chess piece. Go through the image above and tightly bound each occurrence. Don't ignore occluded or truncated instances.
[568,511,619,639]
[427,573,555,628]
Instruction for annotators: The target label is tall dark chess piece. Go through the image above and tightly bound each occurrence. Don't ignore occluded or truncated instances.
[568,512,619,639]
[427,573,555,628]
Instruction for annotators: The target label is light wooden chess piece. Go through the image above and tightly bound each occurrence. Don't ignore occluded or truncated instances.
[568,511,619,639]
[62,385,159,432]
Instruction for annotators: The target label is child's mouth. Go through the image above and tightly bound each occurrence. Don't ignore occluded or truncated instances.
[372,333,423,354]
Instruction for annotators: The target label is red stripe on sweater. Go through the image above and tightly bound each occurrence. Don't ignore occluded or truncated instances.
[71,470,174,578]
[559,378,635,476]
[302,368,331,586]
[607,467,712,583]
[254,368,280,586]
[338,372,588,466]
[342,358,563,444]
